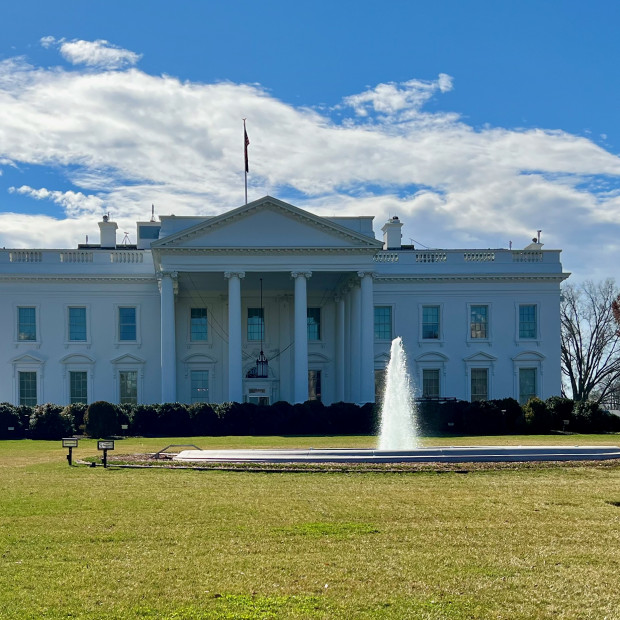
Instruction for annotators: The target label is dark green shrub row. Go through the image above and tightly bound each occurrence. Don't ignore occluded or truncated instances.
[1,396,618,440]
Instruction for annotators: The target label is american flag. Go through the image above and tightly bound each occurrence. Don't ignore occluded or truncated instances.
[244,122,250,173]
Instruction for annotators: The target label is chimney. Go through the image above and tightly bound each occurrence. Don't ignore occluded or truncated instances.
[98,214,118,248]
[381,216,403,250]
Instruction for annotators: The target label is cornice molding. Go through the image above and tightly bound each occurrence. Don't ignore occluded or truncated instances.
[374,273,570,283]
[0,274,156,283]
[152,246,379,255]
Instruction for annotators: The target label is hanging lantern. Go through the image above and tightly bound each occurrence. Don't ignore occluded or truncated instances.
[255,277,268,378]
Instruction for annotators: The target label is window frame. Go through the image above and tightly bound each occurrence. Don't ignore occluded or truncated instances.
[419,304,443,343]
[18,371,38,407]
[518,367,538,404]
[246,307,265,342]
[115,305,141,345]
[517,303,539,342]
[374,305,393,341]
[467,303,491,343]
[470,367,489,402]
[189,307,209,343]
[307,307,321,342]
[66,305,90,344]
[190,369,210,404]
[15,305,40,344]
[119,370,139,405]
[69,370,88,404]
[421,368,441,398]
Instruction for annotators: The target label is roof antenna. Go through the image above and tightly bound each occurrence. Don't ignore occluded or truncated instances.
[537,229,542,243]
[122,232,130,245]
[150,204,156,222]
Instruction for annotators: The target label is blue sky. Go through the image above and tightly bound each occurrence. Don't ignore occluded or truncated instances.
[1,0,619,281]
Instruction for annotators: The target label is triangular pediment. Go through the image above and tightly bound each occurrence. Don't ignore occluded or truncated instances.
[110,353,146,365]
[11,352,45,365]
[464,352,497,363]
[152,196,382,250]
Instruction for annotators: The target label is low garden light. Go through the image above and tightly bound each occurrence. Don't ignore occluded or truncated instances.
[62,438,79,466]
[97,440,115,468]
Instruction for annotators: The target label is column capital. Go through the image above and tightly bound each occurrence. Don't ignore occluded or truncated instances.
[157,270,178,294]
[224,271,246,280]
[291,271,312,279]
[357,270,376,279]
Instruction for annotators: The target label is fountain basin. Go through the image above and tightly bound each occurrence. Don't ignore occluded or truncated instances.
[174,445,620,464]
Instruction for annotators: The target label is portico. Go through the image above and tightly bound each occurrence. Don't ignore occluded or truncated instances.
[151,196,382,405]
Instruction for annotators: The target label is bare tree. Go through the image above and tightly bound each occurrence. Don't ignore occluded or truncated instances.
[561,279,620,403]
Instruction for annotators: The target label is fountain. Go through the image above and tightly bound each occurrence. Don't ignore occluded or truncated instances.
[174,338,620,464]
[378,337,418,450]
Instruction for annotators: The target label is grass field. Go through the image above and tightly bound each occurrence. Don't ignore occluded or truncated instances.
[2,435,620,619]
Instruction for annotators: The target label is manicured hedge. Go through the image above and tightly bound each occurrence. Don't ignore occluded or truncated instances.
[0,396,618,439]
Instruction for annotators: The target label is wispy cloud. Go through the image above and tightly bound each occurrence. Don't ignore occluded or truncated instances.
[41,37,141,69]
[0,41,619,281]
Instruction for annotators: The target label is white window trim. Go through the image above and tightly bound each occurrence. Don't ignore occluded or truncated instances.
[463,352,497,401]
[373,304,394,342]
[512,351,545,403]
[114,304,141,346]
[466,302,492,346]
[14,304,41,346]
[415,352,449,398]
[515,302,541,345]
[111,354,146,405]
[183,354,217,404]
[64,304,91,346]
[60,354,95,405]
[307,306,323,343]
[244,305,269,347]
[188,306,210,344]
[11,353,45,406]
[418,303,444,345]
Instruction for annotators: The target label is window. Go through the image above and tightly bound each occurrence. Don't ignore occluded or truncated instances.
[69,371,88,404]
[190,370,209,403]
[470,305,488,339]
[68,307,87,341]
[470,368,489,402]
[422,369,440,398]
[118,307,137,341]
[308,370,322,402]
[519,368,537,404]
[247,308,264,341]
[19,371,37,406]
[307,308,321,341]
[519,305,537,339]
[119,371,138,405]
[190,308,208,341]
[374,306,392,340]
[422,306,440,339]
[18,307,37,341]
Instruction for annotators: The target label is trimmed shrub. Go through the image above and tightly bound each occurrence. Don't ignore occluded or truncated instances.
[545,396,574,431]
[156,403,191,436]
[0,402,26,439]
[116,404,135,435]
[131,404,159,436]
[490,398,525,433]
[29,403,74,440]
[188,402,218,436]
[63,403,88,434]
[85,401,118,438]
[523,397,552,433]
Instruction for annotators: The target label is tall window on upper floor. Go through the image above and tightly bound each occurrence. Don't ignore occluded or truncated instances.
[19,371,37,406]
[307,308,321,341]
[422,306,440,340]
[519,305,537,339]
[470,368,489,402]
[470,305,488,339]
[68,307,87,342]
[69,371,88,404]
[190,308,208,341]
[118,307,137,341]
[119,371,138,405]
[18,307,37,341]
[519,368,537,404]
[247,308,264,341]
[422,369,440,398]
[374,306,392,340]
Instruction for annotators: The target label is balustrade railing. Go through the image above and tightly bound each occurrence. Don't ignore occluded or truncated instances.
[60,251,93,263]
[9,251,42,263]
[110,251,144,263]
[415,251,447,263]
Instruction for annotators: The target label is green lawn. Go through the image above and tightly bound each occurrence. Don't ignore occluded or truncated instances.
[1,435,620,619]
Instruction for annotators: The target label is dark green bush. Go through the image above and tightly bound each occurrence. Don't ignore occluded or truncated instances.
[29,403,74,440]
[188,402,218,436]
[85,401,118,438]
[131,404,158,436]
[0,402,26,439]
[523,397,553,433]
[62,403,88,434]
[156,403,191,436]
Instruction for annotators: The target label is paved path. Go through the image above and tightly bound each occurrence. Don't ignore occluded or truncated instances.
[174,446,620,464]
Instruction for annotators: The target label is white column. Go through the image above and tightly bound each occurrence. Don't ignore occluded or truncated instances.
[225,271,245,403]
[350,282,361,403]
[344,289,351,401]
[359,271,375,403]
[292,271,311,403]
[159,271,177,403]
[335,295,345,402]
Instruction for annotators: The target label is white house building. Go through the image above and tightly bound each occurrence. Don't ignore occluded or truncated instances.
[0,196,569,407]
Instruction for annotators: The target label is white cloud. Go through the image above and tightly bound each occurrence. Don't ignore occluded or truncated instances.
[40,37,141,69]
[0,43,619,282]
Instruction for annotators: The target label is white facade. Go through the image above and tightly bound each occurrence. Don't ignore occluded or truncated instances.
[0,196,569,407]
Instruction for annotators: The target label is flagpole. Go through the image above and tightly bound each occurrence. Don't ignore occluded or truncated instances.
[243,119,249,205]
